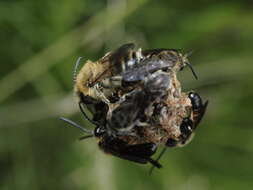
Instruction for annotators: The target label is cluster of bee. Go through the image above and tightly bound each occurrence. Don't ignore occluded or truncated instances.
[61,43,208,172]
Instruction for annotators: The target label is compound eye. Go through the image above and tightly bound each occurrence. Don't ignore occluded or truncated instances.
[94,127,105,137]
[180,118,193,136]
[188,92,195,99]
[188,92,202,110]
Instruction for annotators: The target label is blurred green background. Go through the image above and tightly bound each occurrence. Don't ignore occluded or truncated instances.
[1,0,253,189]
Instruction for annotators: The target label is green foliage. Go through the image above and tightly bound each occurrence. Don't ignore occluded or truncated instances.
[1,0,253,189]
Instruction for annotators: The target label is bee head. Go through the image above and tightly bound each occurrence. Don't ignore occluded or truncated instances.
[60,117,96,140]
[94,126,106,137]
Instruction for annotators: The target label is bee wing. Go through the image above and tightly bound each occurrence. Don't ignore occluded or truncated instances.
[109,43,136,72]
[142,48,181,57]
[109,90,147,131]
[122,58,172,82]
[90,43,136,86]
[193,100,209,128]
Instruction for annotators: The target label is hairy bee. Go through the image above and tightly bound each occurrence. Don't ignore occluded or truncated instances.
[74,43,142,124]
[74,43,197,125]
[60,116,162,168]
[61,43,208,170]
[74,43,143,103]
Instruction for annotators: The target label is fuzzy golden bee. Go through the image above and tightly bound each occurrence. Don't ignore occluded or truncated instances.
[74,43,143,124]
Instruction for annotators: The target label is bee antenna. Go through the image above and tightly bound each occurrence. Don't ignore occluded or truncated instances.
[149,146,167,175]
[73,57,82,84]
[60,117,94,135]
[186,62,198,80]
[185,50,194,57]
[184,51,198,80]
[79,135,94,140]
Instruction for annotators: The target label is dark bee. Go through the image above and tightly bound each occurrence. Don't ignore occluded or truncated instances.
[142,48,196,76]
[168,92,208,147]
[60,116,162,168]
[121,56,174,84]
[107,47,197,97]
[107,71,171,134]
[149,91,208,174]
[60,91,208,170]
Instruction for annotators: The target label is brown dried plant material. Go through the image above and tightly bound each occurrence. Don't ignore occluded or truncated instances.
[117,70,193,145]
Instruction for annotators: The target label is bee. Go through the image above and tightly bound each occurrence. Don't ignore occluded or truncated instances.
[112,48,198,92]
[74,43,142,125]
[60,43,207,171]
[60,68,173,169]
[60,90,208,170]
[148,91,208,174]
[60,116,162,169]
[104,48,203,148]
[167,92,208,147]
[141,48,196,77]
[74,43,197,125]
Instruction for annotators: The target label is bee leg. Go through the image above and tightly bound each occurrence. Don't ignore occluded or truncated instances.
[166,138,179,147]
[78,102,100,126]
[100,75,123,89]
[149,146,168,175]
[148,137,181,175]
[78,93,108,126]
[99,137,161,168]
[93,83,110,104]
